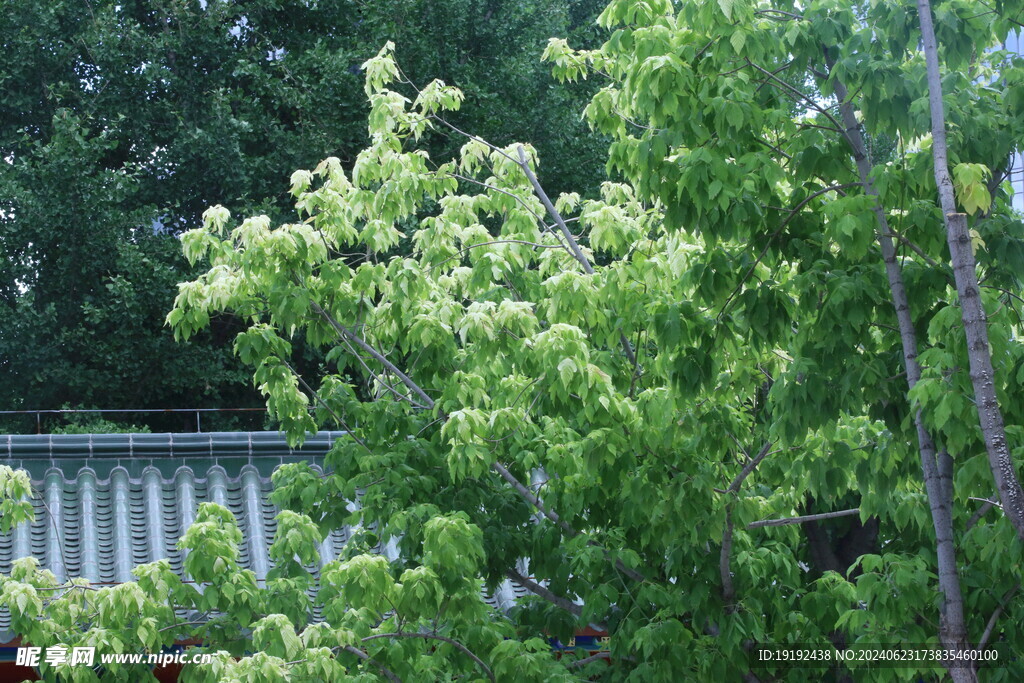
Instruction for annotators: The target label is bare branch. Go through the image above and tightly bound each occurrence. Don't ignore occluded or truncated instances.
[753,136,792,160]
[882,230,945,271]
[728,441,773,493]
[720,514,735,602]
[721,441,773,603]
[492,461,576,536]
[823,48,974,666]
[516,146,595,274]
[966,499,997,532]
[746,60,850,144]
[755,8,803,20]
[447,172,550,227]
[918,0,1024,542]
[748,508,860,529]
[428,114,520,166]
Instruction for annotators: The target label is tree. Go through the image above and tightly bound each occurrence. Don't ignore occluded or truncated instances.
[3,1,1024,681]
[0,0,606,432]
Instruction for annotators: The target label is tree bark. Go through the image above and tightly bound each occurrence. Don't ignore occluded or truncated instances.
[825,54,975,682]
[914,0,1024,541]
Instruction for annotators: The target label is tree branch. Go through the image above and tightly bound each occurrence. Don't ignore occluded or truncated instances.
[494,463,644,582]
[745,60,850,146]
[311,300,438,411]
[505,568,584,619]
[313,274,645,584]
[824,47,974,674]
[966,498,997,532]
[978,582,1020,652]
[447,172,553,230]
[516,145,638,369]
[427,114,520,166]
[728,441,773,493]
[747,508,860,529]
[567,652,610,669]
[720,513,735,603]
[492,461,575,536]
[362,632,494,682]
[341,644,401,683]
[882,230,945,271]
[721,442,773,602]
[279,356,370,453]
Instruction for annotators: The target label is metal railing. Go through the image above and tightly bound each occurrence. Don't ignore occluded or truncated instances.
[0,408,269,434]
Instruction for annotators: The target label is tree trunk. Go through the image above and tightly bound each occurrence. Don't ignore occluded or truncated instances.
[914,0,1024,542]
[825,54,975,683]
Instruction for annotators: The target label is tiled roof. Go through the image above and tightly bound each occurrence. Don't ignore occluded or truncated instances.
[0,432,529,643]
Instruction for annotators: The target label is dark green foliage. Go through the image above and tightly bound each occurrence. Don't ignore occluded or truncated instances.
[0,0,606,430]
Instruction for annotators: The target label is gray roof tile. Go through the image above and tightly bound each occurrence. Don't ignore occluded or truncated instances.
[0,432,530,643]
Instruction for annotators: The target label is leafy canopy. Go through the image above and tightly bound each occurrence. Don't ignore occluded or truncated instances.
[4,0,1024,681]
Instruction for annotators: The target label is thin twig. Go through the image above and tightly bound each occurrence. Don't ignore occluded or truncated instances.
[716,184,862,321]
[331,326,428,409]
[428,239,562,272]
[721,442,773,603]
[753,136,792,160]
[447,172,550,227]
[279,356,370,453]
[978,582,1021,652]
[882,230,944,270]
[362,632,494,682]
[341,644,402,683]
[747,59,850,144]
[428,115,519,166]
[311,300,437,411]
[755,8,803,20]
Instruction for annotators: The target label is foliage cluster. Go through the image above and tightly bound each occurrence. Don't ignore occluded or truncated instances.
[0,0,606,431]
[2,0,1024,681]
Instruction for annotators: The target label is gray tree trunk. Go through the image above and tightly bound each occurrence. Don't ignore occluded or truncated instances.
[827,55,975,683]
[914,0,1024,542]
